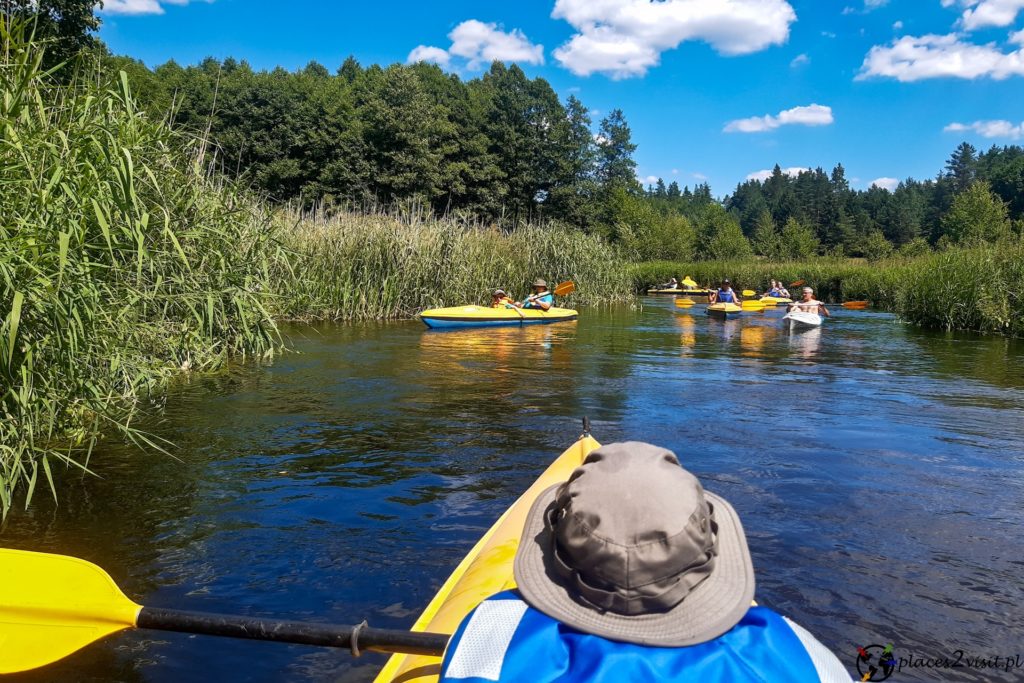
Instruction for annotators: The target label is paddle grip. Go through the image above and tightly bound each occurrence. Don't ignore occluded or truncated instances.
[137,607,449,657]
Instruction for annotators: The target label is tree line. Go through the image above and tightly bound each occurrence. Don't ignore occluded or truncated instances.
[10,0,1024,262]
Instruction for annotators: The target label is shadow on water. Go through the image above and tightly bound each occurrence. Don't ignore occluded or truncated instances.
[3,301,1023,682]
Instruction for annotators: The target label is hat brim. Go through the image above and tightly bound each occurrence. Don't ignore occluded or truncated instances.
[513,484,755,647]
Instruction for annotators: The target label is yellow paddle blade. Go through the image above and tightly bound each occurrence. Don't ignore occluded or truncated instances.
[552,281,575,296]
[681,277,698,288]
[742,289,756,297]
[675,298,695,307]
[0,549,141,673]
[741,301,765,310]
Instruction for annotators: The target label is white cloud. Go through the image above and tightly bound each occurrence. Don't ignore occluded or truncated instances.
[692,172,708,180]
[672,168,680,175]
[550,0,797,79]
[101,0,209,15]
[642,175,661,184]
[724,104,833,133]
[865,0,889,7]
[858,33,1024,81]
[822,31,837,38]
[791,53,810,67]
[893,20,904,30]
[746,167,809,181]
[407,20,543,70]
[945,119,1024,138]
[407,46,451,67]
[945,0,1024,31]
[870,177,900,190]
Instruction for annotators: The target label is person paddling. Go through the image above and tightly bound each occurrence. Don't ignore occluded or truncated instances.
[788,287,830,317]
[662,277,679,290]
[709,279,741,305]
[438,442,851,682]
[517,279,553,311]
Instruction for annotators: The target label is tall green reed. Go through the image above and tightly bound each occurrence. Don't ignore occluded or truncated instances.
[0,23,280,516]
[275,208,631,320]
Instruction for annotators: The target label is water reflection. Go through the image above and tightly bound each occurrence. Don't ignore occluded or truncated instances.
[2,303,1023,682]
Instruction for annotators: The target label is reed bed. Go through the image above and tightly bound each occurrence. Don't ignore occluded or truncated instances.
[0,25,280,515]
[275,209,632,320]
[632,244,1024,337]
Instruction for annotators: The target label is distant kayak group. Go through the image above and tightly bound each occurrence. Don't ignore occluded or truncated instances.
[418,275,844,330]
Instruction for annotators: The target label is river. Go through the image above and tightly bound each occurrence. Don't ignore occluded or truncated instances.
[4,299,1023,682]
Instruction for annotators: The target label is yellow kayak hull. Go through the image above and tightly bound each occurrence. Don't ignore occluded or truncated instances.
[419,305,578,329]
[374,435,601,683]
[707,302,742,318]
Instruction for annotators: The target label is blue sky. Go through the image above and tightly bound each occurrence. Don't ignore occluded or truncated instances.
[98,0,1024,195]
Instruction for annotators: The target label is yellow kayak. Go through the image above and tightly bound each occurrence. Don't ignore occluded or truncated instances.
[646,288,713,296]
[419,305,578,329]
[374,435,601,683]
[707,302,742,318]
[759,296,793,305]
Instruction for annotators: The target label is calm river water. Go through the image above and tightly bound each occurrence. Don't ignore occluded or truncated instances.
[4,300,1024,682]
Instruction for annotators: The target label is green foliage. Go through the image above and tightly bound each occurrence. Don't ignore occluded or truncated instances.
[940,181,1011,245]
[860,230,895,261]
[696,205,753,260]
[3,0,101,69]
[602,187,694,261]
[0,27,281,515]
[276,210,631,320]
[779,217,820,259]
[751,211,782,259]
[898,237,931,258]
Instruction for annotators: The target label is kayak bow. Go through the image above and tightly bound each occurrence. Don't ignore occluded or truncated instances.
[374,435,601,683]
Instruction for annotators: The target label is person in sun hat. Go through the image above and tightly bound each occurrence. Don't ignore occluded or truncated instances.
[439,442,853,682]
[490,289,515,309]
[517,278,553,311]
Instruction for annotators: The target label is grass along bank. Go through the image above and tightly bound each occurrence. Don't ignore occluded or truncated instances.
[631,240,1024,337]
[275,209,631,321]
[0,31,630,515]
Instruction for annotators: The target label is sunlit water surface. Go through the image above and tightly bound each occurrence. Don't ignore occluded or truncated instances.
[4,300,1023,682]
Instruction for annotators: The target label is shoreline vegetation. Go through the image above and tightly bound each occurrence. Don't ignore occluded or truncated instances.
[2,16,1023,515]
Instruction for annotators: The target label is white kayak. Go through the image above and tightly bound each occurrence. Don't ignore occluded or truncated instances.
[783,311,822,329]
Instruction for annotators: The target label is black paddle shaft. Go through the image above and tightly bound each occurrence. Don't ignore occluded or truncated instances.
[137,607,449,657]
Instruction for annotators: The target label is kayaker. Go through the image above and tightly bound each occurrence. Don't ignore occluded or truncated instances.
[767,279,783,297]
[788,287,830,316]
[439,443,851,682]
[778,283,791,298]
[517,279,553,311]
[709,279,741,305]
[490,289,515,309]
[661,277,679,289]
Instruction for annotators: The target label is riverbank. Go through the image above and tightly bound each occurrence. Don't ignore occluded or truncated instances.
[632,242,1024,337]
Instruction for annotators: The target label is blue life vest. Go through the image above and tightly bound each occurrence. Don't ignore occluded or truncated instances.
[440,591,852,683]
[717,288,736,303]
[523,292,553,309]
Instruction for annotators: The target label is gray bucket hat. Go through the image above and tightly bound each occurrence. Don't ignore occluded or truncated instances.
[532,278,548,288]
[513,442,755,647]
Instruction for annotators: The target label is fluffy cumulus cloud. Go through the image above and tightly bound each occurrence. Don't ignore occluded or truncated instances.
[943,0,1024,31]
[550,0,797,79]
[746,167,809,181]
[857,32,1024,81]
[101,0,208,15]
[870,177,900,190]
[790,53,810,67]
[945,119,1024,138]
[407,20,543,69]
[724,104,833,133]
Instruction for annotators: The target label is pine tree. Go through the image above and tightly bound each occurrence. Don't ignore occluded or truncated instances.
[946,142,978,193]
[596,109,638,191]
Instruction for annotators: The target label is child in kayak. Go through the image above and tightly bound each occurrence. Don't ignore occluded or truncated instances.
[439,442,851,683]
[490,289,515,309]
[517,279,553,311]
[767,279,783,297]
[788,287,831,316]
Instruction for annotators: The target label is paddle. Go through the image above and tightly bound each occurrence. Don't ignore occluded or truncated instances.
[789,279,806,288]
[552,280,574,297]
[675,298,695,307]
[741,289,756,297]
[841,300,869,309]
[0,549,449,674]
